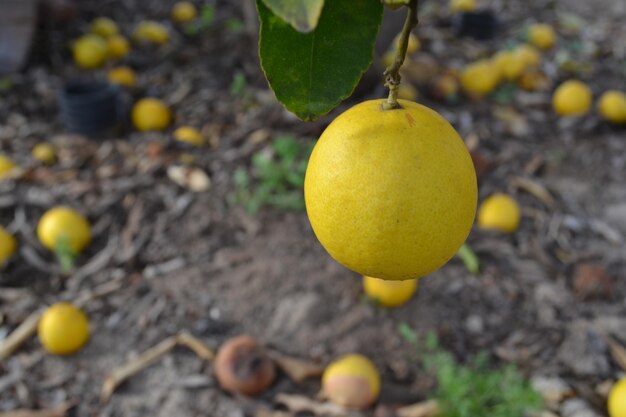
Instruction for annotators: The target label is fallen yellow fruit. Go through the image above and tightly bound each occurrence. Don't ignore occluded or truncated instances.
[171,1,198,24]
[73,34,108,69]
[133,21,170,45]
[492,50,526,81]
[609,378,626,417]
[106,34,130,59]
[305,99,477,280]
[38,303,89,355]
[397,83,418,101]
[322,354,380,409]
[32,143,57,165]
[528,23,556,49]
[107,66,137,88]
[393,33,420,55]
[37,207,91,253]
[0,226,17,265]
[477,193,520,233]
[91,17,119,38]
[363,276,418,307]
[461,59,501,97]
[515,44,541,68]
[132,98,172,132]
[449,0,475,12]
[552,80,592,116]
[173,126,203,146]
[598,90,626,124]
[0,154,17,179]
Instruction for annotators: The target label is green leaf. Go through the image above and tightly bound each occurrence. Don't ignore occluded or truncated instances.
[261,0,325,32]
[456,243,479,274]
[258,0,383,121]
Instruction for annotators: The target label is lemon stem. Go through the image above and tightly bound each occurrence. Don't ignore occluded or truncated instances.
[383,0,419,110]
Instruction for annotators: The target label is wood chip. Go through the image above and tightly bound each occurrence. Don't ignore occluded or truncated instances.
[606,337,626,372]
[0,402,73,417]
[511,176,558,209]
[269,351,324,383]
[100,332,215,403]
[0,309,43,360]
[275,393,350,417]
[396,400,440,417]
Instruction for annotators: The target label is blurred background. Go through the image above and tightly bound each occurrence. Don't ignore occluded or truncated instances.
[1,0,626,416]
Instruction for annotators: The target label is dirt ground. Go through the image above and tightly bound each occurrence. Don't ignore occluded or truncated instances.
[1,0,626,416]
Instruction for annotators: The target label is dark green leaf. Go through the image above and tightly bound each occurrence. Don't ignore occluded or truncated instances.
[261,0,325,32]
[258,0,383,121]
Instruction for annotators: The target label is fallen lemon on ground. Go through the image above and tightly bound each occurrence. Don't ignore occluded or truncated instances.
[322,354,380,409]
[38,303,89,355]
[106,34,130,59]
[598,90,626,124]
[172,1,197,24]
[0,154,17,179]
[528,23,556,49]
[132,98,171,131]
[461,60,501,97]
[37,207,91,253]
[174,126,203,146]
[515,44,541,68]
[552,80,592,116]
[397,83,418,101]
[609,377,626,417]
[492,50,526,81]
[305,99,477,280]
[0,226,17,265]
[107,66,137,88]
[32,143,57,165]
[73,34,107,69]
[477,193,521,233]
[363,276,418,307]
[133,21,170,45]
[91,17,118,38]
[449,0,475,12]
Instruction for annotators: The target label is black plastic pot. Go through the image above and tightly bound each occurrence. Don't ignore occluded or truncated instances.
[454,10,499,40]
[58,81,121,136]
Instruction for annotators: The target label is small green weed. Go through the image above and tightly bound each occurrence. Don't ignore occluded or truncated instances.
[184,5,215,36]
[232,135,313,214]
[398,323,542,417]
[230,71,248,98]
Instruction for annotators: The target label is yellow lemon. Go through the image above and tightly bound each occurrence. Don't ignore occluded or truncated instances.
[173,126,203,146]
[38,303,89,355]
[515,44,541,68]
[519,69,550,91]
[461,60,500,96]
[609,378,626,417]
[73,34,107,69]
[528,23,556,49]
[106,34,130,59]
[107,66,137,88]
[363,276,418,307]
[0,154,17,179]
[32,143,57,165]
[171,1,197,24]
[37,207,91,253]
[132,98,171,131]
[0,226,17,265]
[492,50,526,81]
[133,21,170,45]
[477,193,520,233]
[305,99,477,280]
[598,90,626,124]
[90,17,118,38]
[552,80,592,116]
[450,0,476,12]
[397,83,418,101]
[322,354,380,409]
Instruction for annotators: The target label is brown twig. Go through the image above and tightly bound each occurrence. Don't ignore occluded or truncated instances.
[0,310,43,361]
